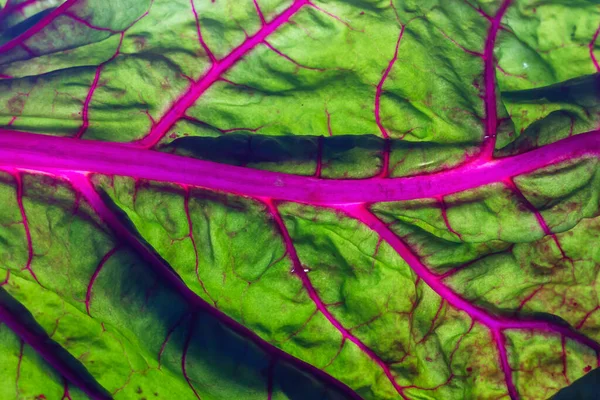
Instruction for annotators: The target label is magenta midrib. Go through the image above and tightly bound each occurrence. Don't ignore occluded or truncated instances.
[136,0,310,149]
[0,128,598,204]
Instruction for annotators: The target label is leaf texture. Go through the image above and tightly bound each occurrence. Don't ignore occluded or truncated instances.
[0,1,599,399]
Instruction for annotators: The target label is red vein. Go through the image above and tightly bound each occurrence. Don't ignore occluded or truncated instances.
[505,178,570,261]
[181,316,201,400]
[438,196,462,240]
[324,107,333,136]
[190,0,217,64]
[266,358,275,400]
[590,24,600,72]
[2,128,599,205]
[61,379,72,400]
[416,300,444,344]
[13,172,40,285]
[493,329,518,400]
[264,41,325,71]
[85,246,119,316]
[314,135,324,178]
[75,33,124,139]
[253,0,266,26]
[516,285,544,312]
[264,200,409,399]
[480,0,512,158]
[561,336,570,384]
[308,3,357,31]
[0,270,9,286]
[182,115,265,134]
[375,24,405,139]
[136,0,309,149]
[436,27,483,57]
[345,205,503,326]
[15,340,24,395]
[158,312,189,366]
[578,305,600,331]
[183,188,214,304]
[63,11,118,33]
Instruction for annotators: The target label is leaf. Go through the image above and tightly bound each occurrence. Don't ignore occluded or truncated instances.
[0,0,599,399]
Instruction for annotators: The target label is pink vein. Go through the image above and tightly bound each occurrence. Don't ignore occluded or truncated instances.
[0,0,80,53]
[75,33,124,139]
[480,0,512,158]
[85,246,119,316]
[158,312,188,365]
[183,188,213,303]
[63,11,118,33]
[190,0,216,64]
[13,172,40,284]
[590,24,600,72]
[345,205,503,326]
[493,329,518,400]
[264,41,325,71]
[1,128,599,205]
[505,178,570,260]
[264,200,409,399]
[136,0,309,149]
[15,340,24,395]
[181,317,201,400]
[253,0,266,26]
[375,24,405,139]
[266,358,275,400]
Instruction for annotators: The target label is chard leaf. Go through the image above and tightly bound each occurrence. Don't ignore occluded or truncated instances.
[0,0,599,399]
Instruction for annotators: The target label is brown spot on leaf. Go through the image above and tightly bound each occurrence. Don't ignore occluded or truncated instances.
[133,36,147,51]
[7,95,26,114]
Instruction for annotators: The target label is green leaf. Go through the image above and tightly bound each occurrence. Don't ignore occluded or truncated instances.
[0,0,599,399]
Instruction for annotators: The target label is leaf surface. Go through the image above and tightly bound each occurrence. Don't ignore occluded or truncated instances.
[0,0,599,399]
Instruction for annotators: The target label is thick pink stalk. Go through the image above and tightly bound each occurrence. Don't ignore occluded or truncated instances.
[0,129,598,204]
